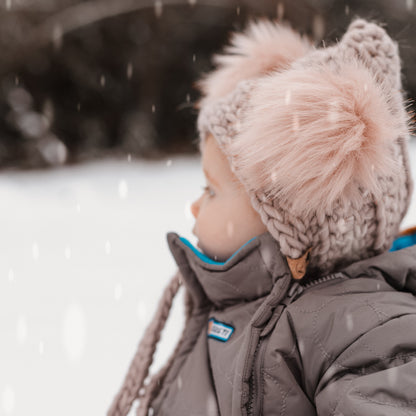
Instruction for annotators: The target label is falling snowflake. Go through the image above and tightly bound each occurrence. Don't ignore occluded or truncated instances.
[118,179,128,199]
[154,0,163,18]
[1,385,15,414]
[62,303,87,361]
[298,338,305,355]
[8,268,14,282]
[105,240,111,255]
[312,15,325,41]
[52,24,63,51]
[100,75,106,87]
[64,245,71,260]
[17,315,28,345]
[277,2,285,20]
[32,242,40,260]
[345,313,354,331]
[226,221,234,238]
[126,62,133,79]
[38,340,44,355]
[136,300,148,323]
[285,89,291,106]
[114,283,123,301]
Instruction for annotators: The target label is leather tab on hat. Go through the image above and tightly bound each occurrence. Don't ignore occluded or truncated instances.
[286,248,312,280]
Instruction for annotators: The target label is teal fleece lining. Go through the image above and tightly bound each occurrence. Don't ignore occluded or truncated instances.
[179,236,257,265]
[178,229,416,265]
[390,232,416,252]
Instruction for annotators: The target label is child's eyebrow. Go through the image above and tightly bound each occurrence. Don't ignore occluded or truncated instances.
[203,168,221,188]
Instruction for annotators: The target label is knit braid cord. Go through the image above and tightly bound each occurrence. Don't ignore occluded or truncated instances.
[136,289,194,416]
[107,270,182,416]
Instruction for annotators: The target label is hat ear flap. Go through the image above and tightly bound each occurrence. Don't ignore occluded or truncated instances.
[340,18,401,91]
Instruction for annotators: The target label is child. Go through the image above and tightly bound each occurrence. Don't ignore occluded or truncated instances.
[108,18,416,416]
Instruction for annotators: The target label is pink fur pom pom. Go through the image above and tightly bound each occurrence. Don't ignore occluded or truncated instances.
[195,18,312,108]
[227,60,406,218]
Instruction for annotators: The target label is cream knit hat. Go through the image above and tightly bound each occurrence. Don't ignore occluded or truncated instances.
[196,18,414,277]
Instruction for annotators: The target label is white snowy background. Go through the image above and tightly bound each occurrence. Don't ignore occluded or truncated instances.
[1,140,416,416]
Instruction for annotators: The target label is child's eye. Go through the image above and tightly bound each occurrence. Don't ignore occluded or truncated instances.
[201,185,215,197]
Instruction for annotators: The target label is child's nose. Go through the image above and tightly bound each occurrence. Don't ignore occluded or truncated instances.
[190,199,200,219]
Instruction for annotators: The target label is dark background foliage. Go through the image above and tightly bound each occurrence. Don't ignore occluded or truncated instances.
[1,0,415,169]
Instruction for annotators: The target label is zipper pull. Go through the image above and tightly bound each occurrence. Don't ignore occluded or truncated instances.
[259,282,304,337]
[287,281,304,300]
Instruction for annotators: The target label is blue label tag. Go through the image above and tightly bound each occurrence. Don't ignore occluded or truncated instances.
[207,318,234,342]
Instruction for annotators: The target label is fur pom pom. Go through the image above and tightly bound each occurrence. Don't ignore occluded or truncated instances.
[227,60,406,218]
[194,18,312,108]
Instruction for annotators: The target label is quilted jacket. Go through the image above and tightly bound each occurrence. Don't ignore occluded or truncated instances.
[149,230,416,416]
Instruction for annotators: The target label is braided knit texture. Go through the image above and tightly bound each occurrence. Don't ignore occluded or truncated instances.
[107,271,182,416]
[196,18,413,275]
[136,287,194,416]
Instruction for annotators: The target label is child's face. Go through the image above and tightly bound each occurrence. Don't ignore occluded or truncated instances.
[191,134,267,261]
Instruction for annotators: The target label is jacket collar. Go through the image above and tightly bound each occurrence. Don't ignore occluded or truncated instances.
[166,231,292,309]
[166,230,416,309]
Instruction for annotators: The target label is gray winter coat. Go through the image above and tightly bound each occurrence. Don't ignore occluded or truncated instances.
[150,231,416,416]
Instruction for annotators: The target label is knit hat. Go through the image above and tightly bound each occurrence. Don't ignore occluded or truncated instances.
[196,18,414,278]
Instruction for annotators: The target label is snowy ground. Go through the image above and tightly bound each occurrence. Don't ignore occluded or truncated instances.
[1,140,416,416]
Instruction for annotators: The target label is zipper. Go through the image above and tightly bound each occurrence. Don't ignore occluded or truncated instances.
[246,339,261,416]
[245,280,301,416]
[301,271,346,290]
[246,273,346,415]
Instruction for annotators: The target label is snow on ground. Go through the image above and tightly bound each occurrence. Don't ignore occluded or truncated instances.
[0,155,202,416]
[1,139,416,416]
